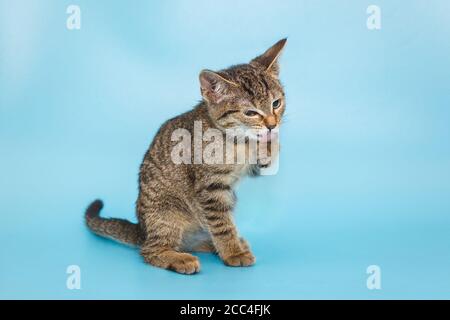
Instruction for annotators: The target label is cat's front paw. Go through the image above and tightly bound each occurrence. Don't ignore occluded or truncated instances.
[223,251,256,267]
[257,157,272,168]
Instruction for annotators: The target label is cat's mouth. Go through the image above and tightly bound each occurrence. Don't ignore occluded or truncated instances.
[256,130,278,143]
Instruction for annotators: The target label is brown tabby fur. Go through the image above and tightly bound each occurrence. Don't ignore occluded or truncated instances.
[86,39,287,274]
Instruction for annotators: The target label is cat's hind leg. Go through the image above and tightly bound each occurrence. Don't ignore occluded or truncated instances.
[139,207,200,275]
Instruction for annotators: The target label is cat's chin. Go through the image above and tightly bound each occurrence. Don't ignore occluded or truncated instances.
[260,130,280,143]
[257,133,272,143]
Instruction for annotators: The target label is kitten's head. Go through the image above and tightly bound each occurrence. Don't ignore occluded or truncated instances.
[200,39,287,137]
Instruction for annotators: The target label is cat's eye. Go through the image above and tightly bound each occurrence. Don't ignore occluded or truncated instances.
[244,110,259,117]
[272,99,281,109]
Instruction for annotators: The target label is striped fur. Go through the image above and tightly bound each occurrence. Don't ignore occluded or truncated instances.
[85,39,287,274]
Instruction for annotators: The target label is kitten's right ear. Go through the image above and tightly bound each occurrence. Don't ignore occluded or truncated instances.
[251,38,287,77]
[199,70,237,104]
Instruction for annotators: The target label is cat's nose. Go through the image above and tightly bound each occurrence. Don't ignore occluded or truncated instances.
[264,116,277,130]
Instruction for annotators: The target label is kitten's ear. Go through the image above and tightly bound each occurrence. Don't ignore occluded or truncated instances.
[251,38,287,77]
[199,70,237,104]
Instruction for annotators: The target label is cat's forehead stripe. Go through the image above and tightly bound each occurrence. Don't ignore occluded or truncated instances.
[225,66,271,99]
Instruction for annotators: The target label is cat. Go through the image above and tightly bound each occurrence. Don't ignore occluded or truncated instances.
[85,38,287,274]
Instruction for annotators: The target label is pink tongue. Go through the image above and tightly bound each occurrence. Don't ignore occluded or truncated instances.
[259,132,278,143]
[259,134,270,143]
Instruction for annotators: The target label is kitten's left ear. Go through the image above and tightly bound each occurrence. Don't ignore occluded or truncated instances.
[251,38,287,77]
[199,70,238,104]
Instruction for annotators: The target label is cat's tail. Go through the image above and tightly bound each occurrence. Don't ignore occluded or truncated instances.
[85,200,144,247]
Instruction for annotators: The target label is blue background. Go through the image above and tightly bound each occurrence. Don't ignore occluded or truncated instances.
[1,0,450,299]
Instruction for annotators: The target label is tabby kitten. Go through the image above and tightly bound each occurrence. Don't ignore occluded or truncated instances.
[86,39,287,274]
